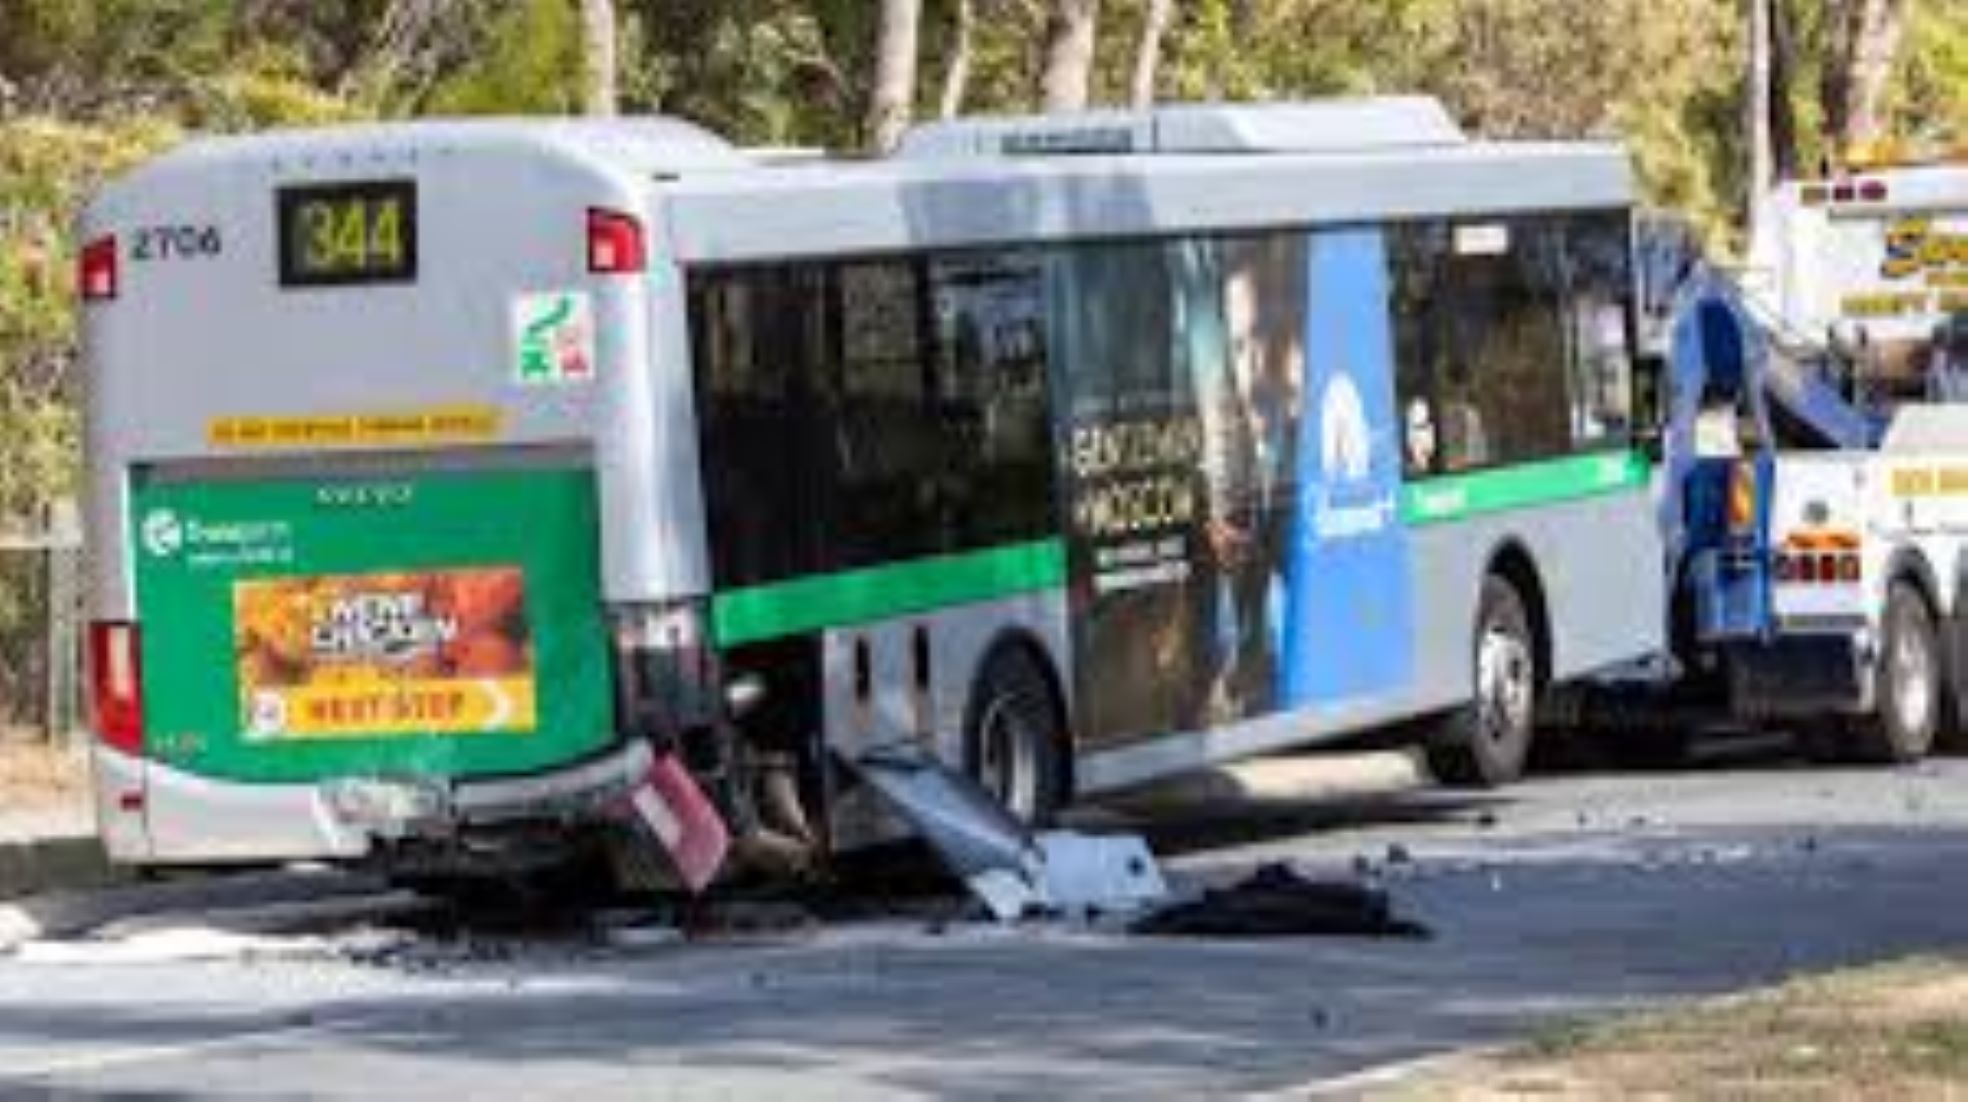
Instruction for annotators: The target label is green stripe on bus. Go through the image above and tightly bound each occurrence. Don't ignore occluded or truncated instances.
[1401,450,1649,526]
[711,539,1068,647]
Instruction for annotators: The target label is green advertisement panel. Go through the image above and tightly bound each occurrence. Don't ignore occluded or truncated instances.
[132,467,614,784]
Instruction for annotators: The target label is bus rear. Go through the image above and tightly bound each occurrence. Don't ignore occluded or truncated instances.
[79,120,737,870]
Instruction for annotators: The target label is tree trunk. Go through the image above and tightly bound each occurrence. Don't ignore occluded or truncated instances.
[1748,0,1774,245]
[869,0,924,151]
[1770,0,1802,181]
[938,0,976,120]
[1039,0,1100,113]
[579,0,618,116]
[1823,0,1910,155]
[1130,0,1174,109]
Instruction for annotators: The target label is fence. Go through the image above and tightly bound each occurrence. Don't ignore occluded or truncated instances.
[0,501,83,743]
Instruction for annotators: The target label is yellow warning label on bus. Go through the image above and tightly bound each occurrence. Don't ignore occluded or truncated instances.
[207,405,502,450]
[1890,465,1968,497]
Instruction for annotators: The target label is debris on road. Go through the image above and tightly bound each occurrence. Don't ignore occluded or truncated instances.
[849,745,1168,921]
[1130,863,1428,939]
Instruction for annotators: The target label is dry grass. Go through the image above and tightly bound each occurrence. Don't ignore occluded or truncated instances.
[1386,956,1968,1101]
[0,735,88,815]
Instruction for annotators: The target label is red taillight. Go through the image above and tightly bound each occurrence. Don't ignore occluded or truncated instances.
[1799,554,1819,584]
[587,209,646,274]
[1859,179,1888,202]
[1775,553,1797,583]
[1832,183,1856,203]
[87,621,144,756]
[79,235,118,302]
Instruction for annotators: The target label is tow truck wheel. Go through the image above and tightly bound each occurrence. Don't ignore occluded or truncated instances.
[1428,575,1539,788]
[965,645,1067,826]
[1848,580,1941,764]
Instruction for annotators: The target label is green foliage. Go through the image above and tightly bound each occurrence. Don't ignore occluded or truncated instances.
[0,117,177,520]
[2,0,1968,532]
[425,0,585,116]
[1890,0,1968,146]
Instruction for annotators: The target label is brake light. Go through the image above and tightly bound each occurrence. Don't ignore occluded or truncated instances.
[79,235,118,302]
[1775,553,1798,583]
[587,209,646,274]
[1858,179,1888,202]
[87,621,145,756]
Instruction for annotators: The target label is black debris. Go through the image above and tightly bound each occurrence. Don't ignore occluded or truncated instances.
[1129,863,1429,939]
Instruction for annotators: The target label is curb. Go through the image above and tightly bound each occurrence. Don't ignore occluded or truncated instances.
[1,864,391,952]
[0,834,120,904]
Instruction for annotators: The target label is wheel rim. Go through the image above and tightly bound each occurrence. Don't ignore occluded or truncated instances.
[1477,624,1534,745]
[977,695,1040,820]
[1891,600,1937,739]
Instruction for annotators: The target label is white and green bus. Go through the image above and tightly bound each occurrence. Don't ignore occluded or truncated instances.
[80,98,1662,874]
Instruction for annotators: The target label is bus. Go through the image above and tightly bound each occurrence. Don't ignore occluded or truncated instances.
[79,98,1663,877]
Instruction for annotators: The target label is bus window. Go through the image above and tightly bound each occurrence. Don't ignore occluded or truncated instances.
[1563,212,1638,448]
[930,252,1056,548]
[1392,218,1574,474]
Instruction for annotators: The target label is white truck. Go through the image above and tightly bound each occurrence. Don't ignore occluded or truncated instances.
[1736,404,1968,759]
[1630,155,1968,762]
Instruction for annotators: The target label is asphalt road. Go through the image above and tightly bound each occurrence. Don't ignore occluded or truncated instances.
[6,753,1968,1099]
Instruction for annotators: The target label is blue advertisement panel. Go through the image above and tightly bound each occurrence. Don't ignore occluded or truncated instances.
[1052,228,1413,745]
[1282,230,1414,706]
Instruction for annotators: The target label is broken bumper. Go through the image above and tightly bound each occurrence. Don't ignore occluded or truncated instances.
[108,739,659,867]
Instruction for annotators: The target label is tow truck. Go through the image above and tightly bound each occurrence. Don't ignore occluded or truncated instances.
[1585,162,1968,761]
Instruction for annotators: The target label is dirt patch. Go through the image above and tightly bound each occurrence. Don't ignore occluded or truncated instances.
[0,737,88,817]
[1384,955,1968,1100]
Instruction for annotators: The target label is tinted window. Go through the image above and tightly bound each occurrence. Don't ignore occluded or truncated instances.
[1391,212,1633,476]
[692,251,1057,590]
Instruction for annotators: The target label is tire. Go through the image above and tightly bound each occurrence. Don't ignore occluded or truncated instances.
[1845,579,1942,764]
[964,645,1068,826]
[1941,572,1968,754]
[1428,574,1540,788]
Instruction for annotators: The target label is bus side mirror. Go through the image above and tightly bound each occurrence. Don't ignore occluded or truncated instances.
[1632,354,1666,462]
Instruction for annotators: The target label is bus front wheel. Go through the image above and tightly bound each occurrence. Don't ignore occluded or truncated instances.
[1428,575,1539,788]
[965,644,1067,826]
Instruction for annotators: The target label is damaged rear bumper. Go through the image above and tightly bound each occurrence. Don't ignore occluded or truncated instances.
[104,738,662,868]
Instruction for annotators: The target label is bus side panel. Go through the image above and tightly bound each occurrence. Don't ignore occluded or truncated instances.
[1404,483,1666,703]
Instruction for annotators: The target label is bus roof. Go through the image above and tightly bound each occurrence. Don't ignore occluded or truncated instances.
[90,115,752,212]
[661,136,1632,264]
[895,97,1465,158]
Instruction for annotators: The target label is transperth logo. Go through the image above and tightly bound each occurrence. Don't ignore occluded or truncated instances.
[141,509,185,558]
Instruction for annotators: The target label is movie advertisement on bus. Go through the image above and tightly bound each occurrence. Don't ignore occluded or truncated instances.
[1056,230,1413,746]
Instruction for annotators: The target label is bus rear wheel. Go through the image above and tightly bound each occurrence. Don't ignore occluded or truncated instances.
[1428,575,1539,788]
[965,645,1067,826]
[1845,580,1941,764]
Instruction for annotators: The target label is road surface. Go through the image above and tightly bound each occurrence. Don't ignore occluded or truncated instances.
[4,753,1968,1098]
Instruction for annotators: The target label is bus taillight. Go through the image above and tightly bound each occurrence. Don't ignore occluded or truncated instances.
[79,235,118,302]
[87,621,145,756]
[587,209,646,274]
